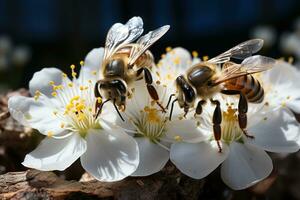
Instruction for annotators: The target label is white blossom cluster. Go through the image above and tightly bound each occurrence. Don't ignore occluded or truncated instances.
[8,18,300,190]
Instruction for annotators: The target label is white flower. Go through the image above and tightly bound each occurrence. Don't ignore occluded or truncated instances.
[112,47,205,176]
[260,61,300,117]
[8,47,139,182]
[171,87,300,189]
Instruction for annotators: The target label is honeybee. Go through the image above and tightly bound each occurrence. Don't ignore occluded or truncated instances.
[94,17,170,120]
[166,39,277,151]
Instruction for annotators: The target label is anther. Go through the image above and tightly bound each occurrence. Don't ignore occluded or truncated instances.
[203,56,209,61]
[173,57,180,65]
[47,131,54,137]
[174,135,182,142]
[192,51,198,58]
[166,47,172,52]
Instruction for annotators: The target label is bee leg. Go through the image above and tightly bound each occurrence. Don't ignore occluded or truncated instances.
[237,93,255,139]
[169,99,178,121]
[94,99,110,119]
[94,82,103,119]
[194,100,206,117]
[113,99,125,121]
[211,99,222,153]
[221,90,254,139]
[183,106,189,118]
[142,67,166,113]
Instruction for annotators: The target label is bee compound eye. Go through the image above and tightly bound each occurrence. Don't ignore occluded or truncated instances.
[183,87,195,103]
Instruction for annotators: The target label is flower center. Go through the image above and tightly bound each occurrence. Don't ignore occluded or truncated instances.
[34,63,101,138]
[130,106,166,141]
[62,95,100,137]
[221,106,243,144]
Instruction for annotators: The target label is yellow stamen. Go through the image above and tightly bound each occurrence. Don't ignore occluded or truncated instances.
[71,96,80,101]
[166,74,173,80]
[144,106,161,123]
[80,60,84,66]
[174,135,182,142]
[34,90,41,101]
[203,56,209,61]
[192,51,198,58]
[60,123,65,128]
[72,72,77,78]
[166,46,172,52]
[173,57,180,65]
[51,92,57,97]
[47,131,54,137]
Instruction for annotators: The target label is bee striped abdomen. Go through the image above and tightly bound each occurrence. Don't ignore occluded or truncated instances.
[224,75,264,103]
[134,50,154,68]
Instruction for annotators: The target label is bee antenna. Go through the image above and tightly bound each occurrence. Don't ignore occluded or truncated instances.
[113,100,125,121]
[166,94,175,110]
[169,99,178,121]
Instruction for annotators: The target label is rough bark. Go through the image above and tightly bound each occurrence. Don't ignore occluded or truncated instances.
[0,167,204,200]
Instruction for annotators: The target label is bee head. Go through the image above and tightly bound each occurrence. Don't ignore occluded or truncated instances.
[95,78,127,108]
[175,75,196,109]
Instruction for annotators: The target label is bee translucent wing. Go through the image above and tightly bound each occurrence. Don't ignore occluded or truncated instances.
[123,16,144,44]
[208,39,264,64]
[104,23,129,60]
[128,25,170,65]
[213,55,276,85]
[104,17,144,60]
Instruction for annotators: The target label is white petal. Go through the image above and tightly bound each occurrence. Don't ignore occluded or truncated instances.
[155,47,192,84]
[125,80,150,113]
[82,47,104,74]
[262,61,300,87]
[221,142,273,190]
[170,141,229,179]
[164,119,209,143]
[29,68,68,98]
[159,47,192,71]
[22,133,86,171]
[287,100,300,113]
[131,138,169,176]
[247,109,300,153]
[80,125,139,182]
[8,95,65,136]
[78,48,104,85]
